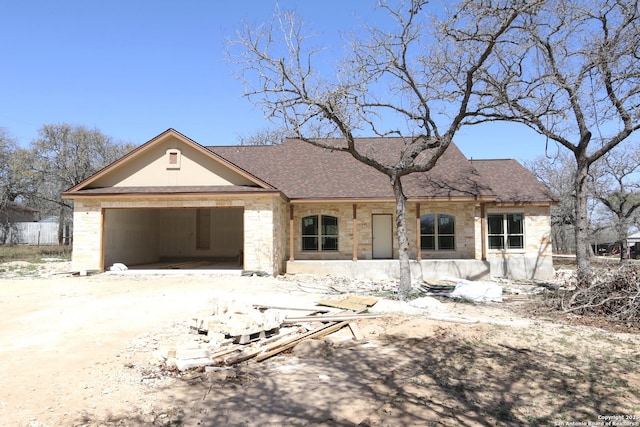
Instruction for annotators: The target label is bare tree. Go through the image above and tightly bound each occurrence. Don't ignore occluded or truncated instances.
[229,0,538,297]
[0,128,17,207]
[0,128,18,243]
[589,142,640,259]
[468,0,640,283]
[237,127,293,146]
[526,150,577,254]
[30,124,134,244]
[526,148,620,256]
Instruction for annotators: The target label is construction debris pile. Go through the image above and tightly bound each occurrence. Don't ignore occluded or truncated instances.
[421,278,503,302]
[150,296,381,372]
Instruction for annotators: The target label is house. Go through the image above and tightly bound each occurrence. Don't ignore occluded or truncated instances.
[1,202,40,245]
[62,129,556,281]
[626,231,640,259]
[0,201,39,223]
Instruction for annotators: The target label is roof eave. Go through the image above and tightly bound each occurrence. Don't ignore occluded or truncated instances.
[485,200,556,207]
[62,189,288,202]
[289,195,497,204]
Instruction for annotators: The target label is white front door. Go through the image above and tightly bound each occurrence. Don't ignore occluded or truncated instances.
[372,214,393,259]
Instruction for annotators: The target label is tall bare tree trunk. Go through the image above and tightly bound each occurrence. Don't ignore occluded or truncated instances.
[618,217,629,261]
[58,206,65,246]
[391,175,412,298]
[574,156,591,285]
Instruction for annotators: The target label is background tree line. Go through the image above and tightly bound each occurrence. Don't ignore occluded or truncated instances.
[0,124,134,245]
[528,140,640,258]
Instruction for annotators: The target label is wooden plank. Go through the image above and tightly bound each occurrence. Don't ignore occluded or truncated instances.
[316,296,378,311]
[254,321,350,362]
[258,327,306,346]
[282,313,383,324]
[315,300,368,311]
[209,345,243,361]
[225,329,308,365]
[252,304,330,313]
[222,327,305,365]
[344,296,378,306]
[348,322,365,341]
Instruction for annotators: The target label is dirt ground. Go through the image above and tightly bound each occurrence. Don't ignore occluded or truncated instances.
[1,261,639,427]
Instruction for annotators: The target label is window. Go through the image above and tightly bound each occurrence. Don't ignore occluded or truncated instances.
[487,213,524,250]
[420,213,455,251]
[302,215,338,251]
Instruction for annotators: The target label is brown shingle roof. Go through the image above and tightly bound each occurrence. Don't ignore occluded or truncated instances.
[211,140,392,199]
[210,138,549,202]
[67,133,555,204]
[471,159,557,203]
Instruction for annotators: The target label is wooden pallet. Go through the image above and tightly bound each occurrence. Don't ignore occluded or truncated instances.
[233,327,280,345]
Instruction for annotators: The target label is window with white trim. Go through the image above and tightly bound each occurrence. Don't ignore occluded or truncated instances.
[487,213,524,250]
[302,215,338,251]
[420,213,455,251]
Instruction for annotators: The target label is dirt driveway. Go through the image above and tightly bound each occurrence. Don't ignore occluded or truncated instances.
[1,263,639,426]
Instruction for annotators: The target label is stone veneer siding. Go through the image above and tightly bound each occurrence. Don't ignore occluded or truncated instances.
[474,204,554,279]
[272,197,289,275]
[290,201,478,261]
[417,201,477,259]
[71,196,552,279]
[243,197,283,275]
[474,205,553,259]
[71,199,104,272]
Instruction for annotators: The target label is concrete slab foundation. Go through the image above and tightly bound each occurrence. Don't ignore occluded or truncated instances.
[488,256,554,281]
[286,257,554,282]
[286,259,491,282]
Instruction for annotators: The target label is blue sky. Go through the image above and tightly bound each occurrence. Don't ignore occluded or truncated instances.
[1,1,549,162]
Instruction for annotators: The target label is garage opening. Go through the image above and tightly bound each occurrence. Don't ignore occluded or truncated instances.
[103,207,244,270]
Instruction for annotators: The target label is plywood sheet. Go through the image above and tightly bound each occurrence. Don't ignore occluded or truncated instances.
[316,295,378,311]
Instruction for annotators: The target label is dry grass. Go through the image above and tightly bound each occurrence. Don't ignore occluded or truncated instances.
[0,244,71,263]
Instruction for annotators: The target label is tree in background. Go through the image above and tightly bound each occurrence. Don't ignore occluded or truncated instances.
[0,128,18,206]
[0,128,19,242]
[238,127,293,146]
[589,141,640,259]
[28,124,134,244]
[526,150,578,255]
[230,0,539,297]
[526,147,632,256]
[468,0,640,283]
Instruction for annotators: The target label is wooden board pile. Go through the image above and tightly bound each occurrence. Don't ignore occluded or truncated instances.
[152,296,381,371]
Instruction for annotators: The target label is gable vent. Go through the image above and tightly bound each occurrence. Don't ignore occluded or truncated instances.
[166,148,181,169]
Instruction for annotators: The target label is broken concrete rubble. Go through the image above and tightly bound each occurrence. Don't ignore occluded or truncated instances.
[156,296,379,372]
[192,298,284,342]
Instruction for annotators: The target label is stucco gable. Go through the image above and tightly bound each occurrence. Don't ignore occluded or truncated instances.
[65,129,271,193]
